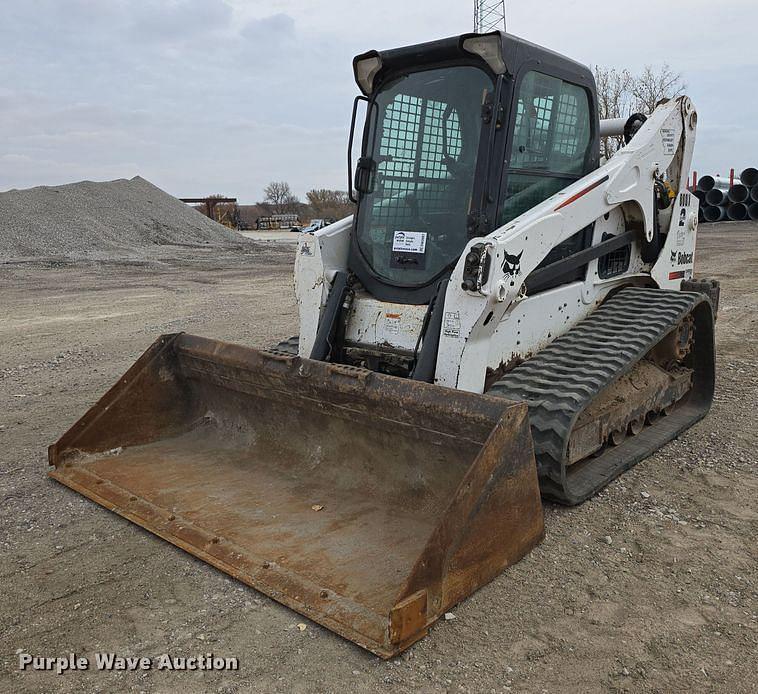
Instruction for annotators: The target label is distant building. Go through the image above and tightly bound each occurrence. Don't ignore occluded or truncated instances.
[255,214,300,230]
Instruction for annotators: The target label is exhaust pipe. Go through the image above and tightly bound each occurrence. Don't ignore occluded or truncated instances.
[703,205,727,222]
[749,202,758,221]
[740,167,758,188]
[727,184,750,204]
[727,203,748,221]
[598,117,627,137]
[705,189,728,206]
[598,113,647,139]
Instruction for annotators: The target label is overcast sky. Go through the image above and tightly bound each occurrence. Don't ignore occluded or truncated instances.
[1,0,756,201]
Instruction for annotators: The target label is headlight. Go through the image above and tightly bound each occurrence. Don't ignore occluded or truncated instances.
[461,33,507,75]
[353,52,383,95]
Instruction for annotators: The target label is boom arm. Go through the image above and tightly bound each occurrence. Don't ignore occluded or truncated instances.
[437,95,699,390]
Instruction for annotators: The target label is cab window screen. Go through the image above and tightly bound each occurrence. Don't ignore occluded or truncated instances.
[500,71,592,227]
[509,72,590,175]
[374,94,463,225]
[355,66,492,286]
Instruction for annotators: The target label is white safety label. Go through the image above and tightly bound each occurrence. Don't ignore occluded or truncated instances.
[443,311,461,338]
[392,230,427,254]
[661,128,676,155]
[384,313,401,335]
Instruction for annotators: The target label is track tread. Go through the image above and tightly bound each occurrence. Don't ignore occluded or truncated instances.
[489,287,711,504]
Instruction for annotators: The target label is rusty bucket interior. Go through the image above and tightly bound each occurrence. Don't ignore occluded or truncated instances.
[49,333,544,657]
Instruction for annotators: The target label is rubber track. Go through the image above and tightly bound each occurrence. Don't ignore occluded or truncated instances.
[489,287,713,505]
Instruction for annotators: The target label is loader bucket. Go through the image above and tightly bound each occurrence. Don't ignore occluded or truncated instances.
[49,334,544,657]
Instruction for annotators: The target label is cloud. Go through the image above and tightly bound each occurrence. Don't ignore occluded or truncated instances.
[1,0,756,201]
[0,153,141,191]
[127,0,234,43]
[240,13,295,42]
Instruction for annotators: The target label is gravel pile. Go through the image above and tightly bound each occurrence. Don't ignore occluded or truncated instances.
[0,176,248,261]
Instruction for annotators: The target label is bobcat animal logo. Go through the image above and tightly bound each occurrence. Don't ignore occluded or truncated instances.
[670,250,677,263]
[502,250,523,276]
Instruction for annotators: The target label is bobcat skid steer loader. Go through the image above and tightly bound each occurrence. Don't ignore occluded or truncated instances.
[50,32,718,657]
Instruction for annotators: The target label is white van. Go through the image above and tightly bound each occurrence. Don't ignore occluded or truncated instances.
[300,219,327,233]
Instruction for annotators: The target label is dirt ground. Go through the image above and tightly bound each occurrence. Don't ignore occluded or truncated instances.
[1,225,756,693]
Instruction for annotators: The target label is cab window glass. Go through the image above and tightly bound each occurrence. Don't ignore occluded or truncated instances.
[355,66,493,285]
[510,71,590,175]
[500,71,591,226]
[499,173,568,224]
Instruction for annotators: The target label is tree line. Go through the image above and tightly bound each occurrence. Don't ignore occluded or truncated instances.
[193,185,355,229]
[593,63,685,159]
[258,181,354,221]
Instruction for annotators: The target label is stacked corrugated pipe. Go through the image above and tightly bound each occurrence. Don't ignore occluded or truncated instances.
[694,168,758,222]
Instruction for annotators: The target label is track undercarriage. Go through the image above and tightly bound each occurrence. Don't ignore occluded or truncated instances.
[489,287,715,504]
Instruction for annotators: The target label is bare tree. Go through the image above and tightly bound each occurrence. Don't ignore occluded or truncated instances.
[306,189,354,220]
[263,181,299,214]
[631,64,686,114]
[593,64,686,159]
[593,65,634,159]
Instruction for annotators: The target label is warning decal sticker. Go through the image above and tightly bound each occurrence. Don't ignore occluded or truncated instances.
[384,313,401,335]
[443,311,461,338]
[392,231,427,254]
[661,128,676,155]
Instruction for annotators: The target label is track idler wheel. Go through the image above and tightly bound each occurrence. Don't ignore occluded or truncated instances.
[649,314,695,369]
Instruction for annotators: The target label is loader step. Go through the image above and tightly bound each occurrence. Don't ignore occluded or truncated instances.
[488,287,715,504]
[272,335,299,355]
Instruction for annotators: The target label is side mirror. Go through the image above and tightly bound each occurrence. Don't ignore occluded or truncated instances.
[354,157,376,196]
[347,95,377,203]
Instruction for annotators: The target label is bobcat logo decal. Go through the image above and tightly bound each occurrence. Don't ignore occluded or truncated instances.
[502,250,523,277]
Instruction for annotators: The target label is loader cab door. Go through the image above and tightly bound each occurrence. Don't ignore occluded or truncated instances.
[497,66,598,291]
[349,65,495,303]
[499,70,595,224]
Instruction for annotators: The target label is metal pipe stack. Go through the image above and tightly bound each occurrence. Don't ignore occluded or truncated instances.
[696,168,758,223]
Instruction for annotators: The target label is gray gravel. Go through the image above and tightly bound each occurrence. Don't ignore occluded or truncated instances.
[0,176,248,262]
[0,225,755,692]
